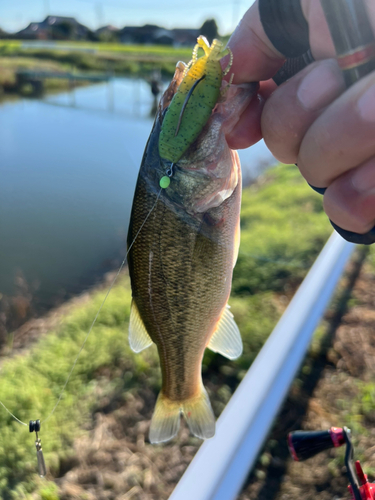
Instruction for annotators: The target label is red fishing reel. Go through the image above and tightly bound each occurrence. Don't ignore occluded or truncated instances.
[288,427,375,500]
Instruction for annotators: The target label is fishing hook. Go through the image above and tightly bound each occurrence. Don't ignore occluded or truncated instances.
[166,163,175,177]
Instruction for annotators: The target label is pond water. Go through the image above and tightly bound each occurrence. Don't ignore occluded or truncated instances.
[0,78,275,306]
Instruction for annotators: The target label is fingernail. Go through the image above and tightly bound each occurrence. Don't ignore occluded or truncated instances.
[351,160,375,193]
[297,60,344,111]
[357,83,375,122]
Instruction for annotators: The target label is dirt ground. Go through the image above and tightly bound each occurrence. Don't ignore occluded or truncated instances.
[8,248,375,500]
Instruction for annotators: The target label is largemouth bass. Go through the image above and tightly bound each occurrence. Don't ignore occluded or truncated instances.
[127,62,256,443]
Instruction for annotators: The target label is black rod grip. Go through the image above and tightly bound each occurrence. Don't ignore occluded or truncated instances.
[288,428,344,461]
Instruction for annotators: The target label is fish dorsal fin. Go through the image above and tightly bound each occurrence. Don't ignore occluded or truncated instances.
[207,305,242,360]
[129,300,153,353]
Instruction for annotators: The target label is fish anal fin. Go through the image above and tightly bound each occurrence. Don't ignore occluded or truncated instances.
[149,386,215,444]
[129,300,153,353]
[207,305,243,360]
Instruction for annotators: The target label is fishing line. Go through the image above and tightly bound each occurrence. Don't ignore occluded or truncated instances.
[0,400,28,427]
[0,187,163,475]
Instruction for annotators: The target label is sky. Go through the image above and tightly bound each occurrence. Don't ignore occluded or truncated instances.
[0,0,255,35]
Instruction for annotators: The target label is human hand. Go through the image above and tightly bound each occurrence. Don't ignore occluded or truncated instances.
[225,0,375,236]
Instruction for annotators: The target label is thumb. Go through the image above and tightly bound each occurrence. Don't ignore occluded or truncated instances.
[226,1,286,84]
[226,0,335,83]
[227,0,375,84]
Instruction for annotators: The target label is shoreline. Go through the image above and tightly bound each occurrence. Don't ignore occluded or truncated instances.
[2,268,125,361]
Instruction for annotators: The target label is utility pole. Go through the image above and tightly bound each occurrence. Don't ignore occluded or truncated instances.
[232,0,240,32]
[95,2,104,29]
[44,0,50,18]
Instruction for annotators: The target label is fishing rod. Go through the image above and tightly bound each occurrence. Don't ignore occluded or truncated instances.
[262,0,375,242]
[265,0,375,87]
[288,427,374,500]
[281,3,375,498]
[317,0,375,244]
[320,0,375,88]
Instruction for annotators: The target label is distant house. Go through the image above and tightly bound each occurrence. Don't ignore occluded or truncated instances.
[10,18,208,45]
[16,21,49,40]
[119,25,199,46]
[171,28,200,47]
[96,25,119,35]
[119,24,161,45]
[95,25,119,41]
[15,16,90,40]
[153,28,174,46]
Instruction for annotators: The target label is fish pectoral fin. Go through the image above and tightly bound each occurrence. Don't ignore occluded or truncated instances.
[149,386,215,444]
[129,300,153,353]
[207,305,243,360]
[233,218,241,268]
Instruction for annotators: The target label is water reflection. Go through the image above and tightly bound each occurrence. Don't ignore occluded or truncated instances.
[44,77,159,117]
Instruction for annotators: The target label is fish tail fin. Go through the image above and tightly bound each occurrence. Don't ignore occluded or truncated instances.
[149,385,215,444]
[149,392,181,444]
[182,385,216,441]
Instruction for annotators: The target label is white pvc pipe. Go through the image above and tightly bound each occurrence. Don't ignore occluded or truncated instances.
[169,232,354,500]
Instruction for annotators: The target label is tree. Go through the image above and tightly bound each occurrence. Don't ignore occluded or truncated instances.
[199,19,218,43]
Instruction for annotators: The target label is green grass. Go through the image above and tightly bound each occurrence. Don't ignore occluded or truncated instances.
[0,40,192,57]
[0,40,193,77]
[0,163,333,498]
[0,279,162,499]
[0,56,92,100]
[0,57,74,87]
[233,164,331,295]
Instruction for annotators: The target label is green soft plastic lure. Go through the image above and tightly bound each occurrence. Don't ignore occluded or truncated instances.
[158,35,233,165]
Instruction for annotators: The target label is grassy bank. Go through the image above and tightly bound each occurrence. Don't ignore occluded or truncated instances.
[0,40,195,101]
[0,40,193,78]
[0,163,333,499]
[0,56,88,97]
[0,40,193,57]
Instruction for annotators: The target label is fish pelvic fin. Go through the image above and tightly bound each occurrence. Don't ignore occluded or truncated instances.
[129,300,153,353]
[207,305,243,360]
[149,386,215,444]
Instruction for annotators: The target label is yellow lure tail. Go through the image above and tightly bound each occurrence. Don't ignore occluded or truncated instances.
[149,385,215,443]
